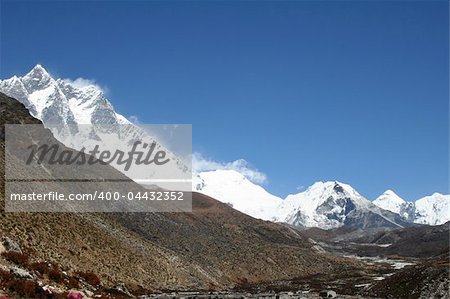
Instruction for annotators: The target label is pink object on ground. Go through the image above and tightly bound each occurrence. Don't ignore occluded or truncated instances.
[67,290,84,299]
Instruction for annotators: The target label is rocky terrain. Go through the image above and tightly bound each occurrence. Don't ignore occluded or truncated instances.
[296,221,450,298]
[299,221,449,258]
[365,254,449,299]
[1,66,449,298]
[0,92,365,298]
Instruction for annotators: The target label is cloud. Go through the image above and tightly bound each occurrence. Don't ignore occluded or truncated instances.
[296,185,305,191]
[63,77,108,94]
[192,153,268,184]
[129,115,141,124]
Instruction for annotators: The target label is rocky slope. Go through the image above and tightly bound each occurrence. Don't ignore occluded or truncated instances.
[301,221,449,260]
[356,221,450,258]
[1,92,362,296]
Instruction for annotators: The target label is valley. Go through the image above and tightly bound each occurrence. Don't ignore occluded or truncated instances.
[0,65,448,298]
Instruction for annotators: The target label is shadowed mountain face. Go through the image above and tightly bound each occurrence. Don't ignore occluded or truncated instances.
[278,181,412,230]
[0,92,362,291]
[300,220,449,259]
[353,221,450,258]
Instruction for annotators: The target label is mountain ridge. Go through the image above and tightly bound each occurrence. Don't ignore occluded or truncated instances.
[1,64,448,229]
[373,189,450,225]
[0,64,128,126]
[1,91,363,293]
[0,64,191,190]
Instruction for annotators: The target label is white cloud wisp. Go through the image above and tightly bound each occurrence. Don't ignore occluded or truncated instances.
[192,153,267,184]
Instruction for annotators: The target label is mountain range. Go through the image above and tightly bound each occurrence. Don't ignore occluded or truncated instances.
[374,189,450,225]
[2,65,449,230]
[2,91,362,293]
[1,65,449,298]
[196,171,446,229]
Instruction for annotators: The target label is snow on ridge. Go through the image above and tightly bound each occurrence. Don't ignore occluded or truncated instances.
[0,64,127,125]
[373,190,406,215]
[284,181,367,212]
[277,181,375,228]
[194,169,282,221]
[373,190,450,225]
[1,64,194,199]
[414,193,450,225]
[194,169,450,227]
[2,65,449,228]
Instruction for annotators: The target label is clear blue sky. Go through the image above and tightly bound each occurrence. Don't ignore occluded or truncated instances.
[1,0,448,201]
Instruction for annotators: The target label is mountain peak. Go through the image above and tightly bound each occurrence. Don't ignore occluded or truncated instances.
[375,189,405,204]
[306,181,359,197]
[415,193,450,225]
[431,192,445,197]
[383,189,396,195]
[33,64,46,71]
[25,64,51,78]
[0,65,126,127]
[333,182,345,194]
[373,189,407,216]
[20,64,54,93]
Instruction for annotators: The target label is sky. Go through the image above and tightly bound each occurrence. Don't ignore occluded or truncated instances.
[0,0,448,201]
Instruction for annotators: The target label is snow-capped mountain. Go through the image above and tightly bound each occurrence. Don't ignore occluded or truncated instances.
[415,193,450,225]
[373,190,416,222]
[0,64,130,128]
[0,65,190,187]
[275,181,409,229]
[195,174,410,229]
[1,65,448,228]
[193,170,282,220]
[373,191,450,225]
[373,190,406,214]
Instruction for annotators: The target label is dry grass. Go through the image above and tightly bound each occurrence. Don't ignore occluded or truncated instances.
[1,251,29,267]
[75,270,101,286]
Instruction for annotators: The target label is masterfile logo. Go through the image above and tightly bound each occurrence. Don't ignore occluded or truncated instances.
[5,124,192,213]
[27,140,171,171]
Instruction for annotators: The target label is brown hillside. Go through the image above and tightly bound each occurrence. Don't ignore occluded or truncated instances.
[0,92,362,293]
